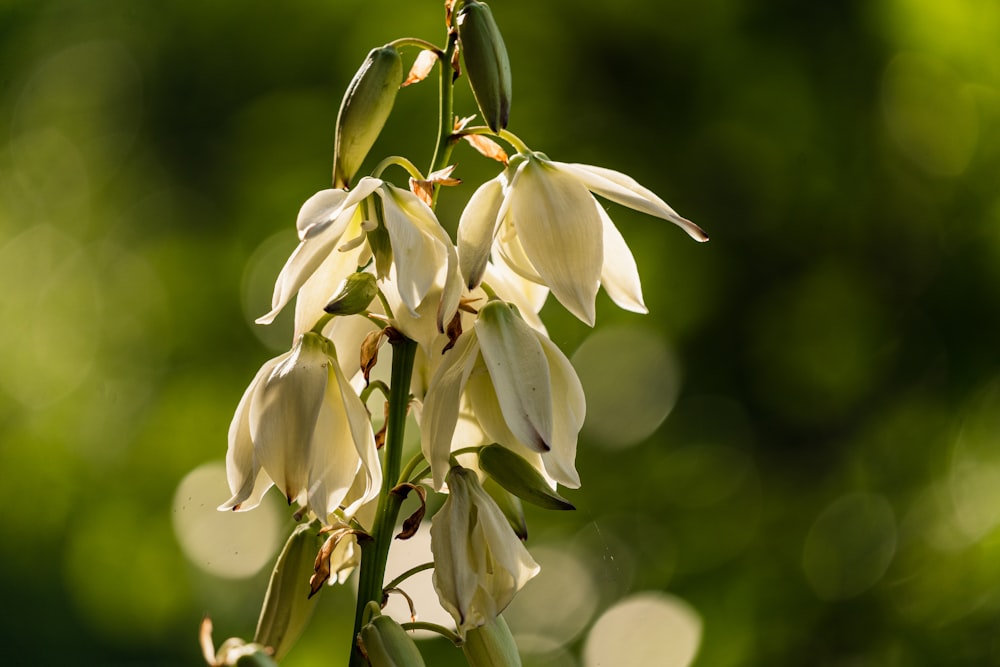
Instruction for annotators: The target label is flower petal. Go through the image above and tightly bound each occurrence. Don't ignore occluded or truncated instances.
[555,162,709,242]
[331,357,381,516]
[597,204,647,314]
[257,204,361,325]
[377,185,445,316]
[458,175,505,289]
[508,157,602,326]
[300,178,382,239]
[420,332,482,490]
[249,336,328,503]
[535,334,584,488]
[474,302,553,452]
[430,469,478,628]
[293,242,366,337]
[219,358,280,511]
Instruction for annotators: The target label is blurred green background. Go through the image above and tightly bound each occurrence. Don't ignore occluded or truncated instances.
[2,0,1000,664]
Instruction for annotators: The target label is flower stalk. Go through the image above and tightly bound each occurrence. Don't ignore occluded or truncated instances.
[349,335,417,667]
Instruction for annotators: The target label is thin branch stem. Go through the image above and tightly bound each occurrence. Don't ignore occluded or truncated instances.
[400,622,463,645]
[383,561,435,592]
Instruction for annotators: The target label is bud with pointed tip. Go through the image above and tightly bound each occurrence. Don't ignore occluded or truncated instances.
[358,610,427,666]
[480,444,575,511]
[333,46,404,188]
[324,271,378,316]
[253,522,325,660]
[457,0,512,132]
[462,615,522,667]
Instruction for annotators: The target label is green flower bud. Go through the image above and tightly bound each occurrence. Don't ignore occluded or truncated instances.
[359,613,427,667]
[479,444,575,511]
[457,0,512,132]
[483,476,528,541]
[324,272,378,316]
[462,615,522,667]
[253,522,325,661]
[333,45,403,188]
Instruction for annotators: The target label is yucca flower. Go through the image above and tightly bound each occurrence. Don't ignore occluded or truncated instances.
[259,177,462,336]
[431,465,540,636]
[458,152,708,325]
[420,300,584,491]
[219,332,381,522]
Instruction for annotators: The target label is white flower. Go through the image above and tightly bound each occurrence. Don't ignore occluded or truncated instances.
[420,300,584,491]
[219,332,381,522]
[458,152,708,325]
[259,177,462,336]
[431,465,540,636]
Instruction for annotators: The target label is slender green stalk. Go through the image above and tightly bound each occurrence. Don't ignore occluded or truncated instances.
[383,561,435,592]
[429,30,459,208]
[348,336,418,667]
[400,621,463,645]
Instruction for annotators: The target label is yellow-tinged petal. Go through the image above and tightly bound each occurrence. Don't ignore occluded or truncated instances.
[430,468,479,627]
[331,357,382,516]
[249,335,329,505]
[377,185,445,316]
[554,162,709,242]
[535,334,584,489]
[507,157,602,326]
[596,204,647,315]
[458,175,505,289]
[420,332,482,490]
[220,358,280,511]
[293,241,366,337]
[475,302,553,452]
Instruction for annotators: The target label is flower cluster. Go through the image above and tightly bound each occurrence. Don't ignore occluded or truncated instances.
[207,2,706,664]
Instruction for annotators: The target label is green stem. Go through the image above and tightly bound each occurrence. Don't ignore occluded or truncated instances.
[400,622,463,645]
[389,36,442,53]
[371,155,425,181]
[428,30,459,209]
[383,561,435,592]
[348,336,418,667]
[458,126,532,155]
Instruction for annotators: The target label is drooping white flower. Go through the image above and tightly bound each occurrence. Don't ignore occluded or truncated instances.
[458,152,708,325]
[259,177,462,336]
[420,300,584,491]
[219,332,381,522]
[431,465,540,636]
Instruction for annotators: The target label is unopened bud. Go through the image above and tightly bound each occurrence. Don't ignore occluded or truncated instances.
[333,46,404,188]
[462,615,522,667]
[358,610,427,667]
[254,522,325,660]
[479,444,575,511]
[456,0,512,132]
[324,272,378,315]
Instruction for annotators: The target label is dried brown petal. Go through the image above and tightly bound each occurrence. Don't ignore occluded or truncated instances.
[463,134,508,164]
[403,49,439,87]
[361,329,386,385]
[392,483,428,540]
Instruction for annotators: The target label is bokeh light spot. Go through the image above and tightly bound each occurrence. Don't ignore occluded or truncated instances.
[882,52,978,176]
[573,325,680,449]
[172,462,282,578]
[583,591,702,667]
[506,546,598,654]
[242,231,296,351]
[802,492,897,600]
[0,225,101,406]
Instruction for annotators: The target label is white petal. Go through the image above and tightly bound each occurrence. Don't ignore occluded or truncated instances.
[458,176,505,289]
[331,358,382,516]
[536,334,584,488]
[219,358,280,511]
[420,332,482,490]
[509,157,602,326]
[555,162,709,242]
[293,241,366,337]
[430,470,478,628]
[377,185,444,316]
[597,204,647,314]
[484,260,548,334]
[296,189,349,239]
[475,303,553,451]
[256,204,360,325]
[300,178,383,239]
[304,378,363,520]
[249,337,328,503]
[468,476,540,603]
